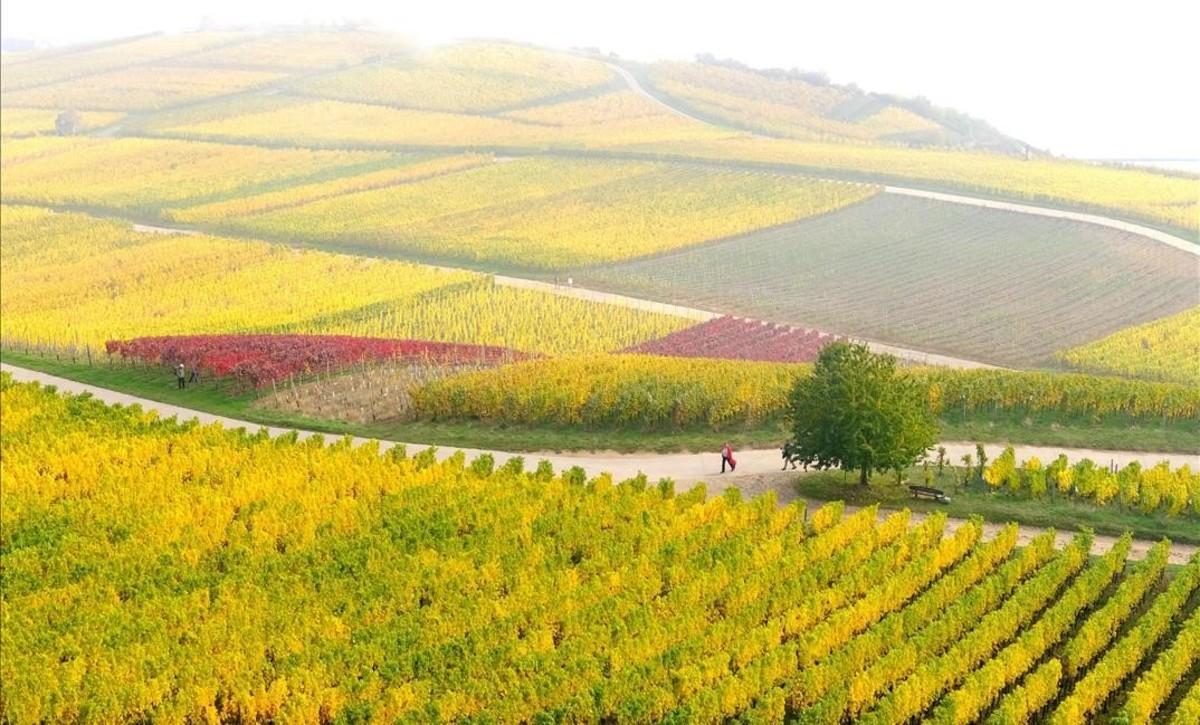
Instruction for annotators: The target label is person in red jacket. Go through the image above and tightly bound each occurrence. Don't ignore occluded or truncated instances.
[720,442,737,473]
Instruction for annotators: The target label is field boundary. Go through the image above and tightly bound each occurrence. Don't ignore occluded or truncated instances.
[885,186,1200,257]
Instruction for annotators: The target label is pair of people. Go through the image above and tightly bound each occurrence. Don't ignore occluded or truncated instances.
[720,442,809,473]
[175,362,200,389]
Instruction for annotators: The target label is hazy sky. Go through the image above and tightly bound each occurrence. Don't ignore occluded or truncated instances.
[4,0,1197,159]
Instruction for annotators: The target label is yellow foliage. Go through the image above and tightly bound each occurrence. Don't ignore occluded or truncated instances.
[295,42,613,112]
[0,31,245,91]
[3,65,285,111]
[181,30,406,71]
[410,353,806,426]
[165,153,493,224]
[0,206,688,355]
[647,136,1200,232]
[1,137,392,211]
[1057,307,1200,386]
[295,282,693,356]
[219,156,878,268]
[0,108,123,136]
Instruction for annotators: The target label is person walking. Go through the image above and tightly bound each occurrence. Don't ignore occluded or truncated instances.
[188,362,200,384]
[720,442,737,473]
[781,441,798,470]
[175,362,187,389]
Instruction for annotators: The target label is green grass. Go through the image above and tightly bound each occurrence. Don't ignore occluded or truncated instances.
[936,410,1200,455]
[793,468,1200,545]
[4,350,1197,455]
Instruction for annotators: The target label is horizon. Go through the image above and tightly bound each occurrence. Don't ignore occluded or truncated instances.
[3,0,1198,161]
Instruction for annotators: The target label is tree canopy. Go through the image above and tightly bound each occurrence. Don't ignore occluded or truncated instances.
[787,342,937,486]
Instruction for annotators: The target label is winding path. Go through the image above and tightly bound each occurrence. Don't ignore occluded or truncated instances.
[5,363,1196,564]
[605,61,1199,257]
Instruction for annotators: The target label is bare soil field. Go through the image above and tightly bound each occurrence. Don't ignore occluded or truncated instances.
[578,194,1200,366]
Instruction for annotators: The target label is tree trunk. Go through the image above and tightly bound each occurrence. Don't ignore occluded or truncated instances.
[859,467,869,487]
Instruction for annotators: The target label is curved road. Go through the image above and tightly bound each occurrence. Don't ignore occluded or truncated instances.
[5,363,1196,564]
[605,61,1198,257]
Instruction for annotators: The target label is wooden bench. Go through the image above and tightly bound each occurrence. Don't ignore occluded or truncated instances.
[909,485,951,504]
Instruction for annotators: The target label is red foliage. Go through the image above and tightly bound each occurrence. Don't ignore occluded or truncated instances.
[625,316,839,363]
[105,334,525,387]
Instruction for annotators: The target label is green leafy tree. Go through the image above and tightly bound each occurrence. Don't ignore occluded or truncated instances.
[55,109,82,136]
[786,342,937,487]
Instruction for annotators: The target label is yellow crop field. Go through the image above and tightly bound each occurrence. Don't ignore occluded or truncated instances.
[168,97,557,146]
[1,206,688,355]
[0,108,123,136]
[0,218,472,350]
[294,43,613,113]
[292,41,619,111]
[0,134,109,166]
[5,377,1200,722]
[411,353,805,426]
[164,93,728,150]
[431,42,613,88]
[295,281,694,355]
[156,97,1196,234]
[295,64,570,111]
[1057,308,1200,386]
[505,90,687,125]
[177,30,405,70]
[165,153,492,224]
[2,65,285,111]
[0,137,393,212]
[220,156,878,268]
[645,61,941,143]
[501,90,730,146]
[0,31,244,91]
[642,137,1200,233]
[406,351,1199,428]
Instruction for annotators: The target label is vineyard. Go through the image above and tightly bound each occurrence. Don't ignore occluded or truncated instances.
[0,108,123,137]
[1057,306,1200,387]
[4,27,1200,723]
[982,447,1199,517]
[637,136,1200,234]
[0,137,395,213]
[581,193,1200,366]
[1,65,286,111]
[3,376,1199,722]
[625,316,839,362]
[212,157,876,269]
[404,353,1200,430]
[0,206,690,355]
[105,334,526,388]
[640,60,955,145]
[291,41,617,113]
[2,29,1195,234]
[163,153,494,224]
[0,31,244,91]
[410,354,806,428]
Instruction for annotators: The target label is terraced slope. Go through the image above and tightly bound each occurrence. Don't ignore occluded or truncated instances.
[579,194,1199,366]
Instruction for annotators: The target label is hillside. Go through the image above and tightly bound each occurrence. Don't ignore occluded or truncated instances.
[634,55,1029,152]
[1,27,1196,377]
[4,27,1200,723]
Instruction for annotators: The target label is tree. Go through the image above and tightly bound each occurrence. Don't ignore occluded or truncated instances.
[55,109,82,136]
[786,342,937,487]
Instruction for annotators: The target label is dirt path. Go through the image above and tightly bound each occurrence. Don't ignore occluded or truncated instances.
[884,187,1200,257]
[604,62,713,126]
[5,363,1195,564]
[111,215,998,369]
